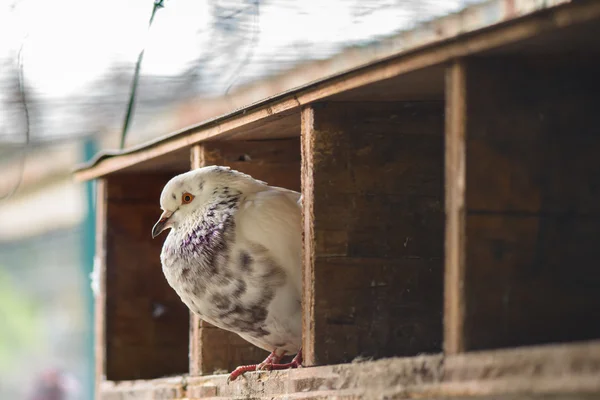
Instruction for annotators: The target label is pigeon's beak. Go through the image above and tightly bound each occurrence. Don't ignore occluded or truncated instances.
[152,210,173,238]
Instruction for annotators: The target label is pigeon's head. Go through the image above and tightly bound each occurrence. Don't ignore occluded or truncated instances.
[152,165,263,238]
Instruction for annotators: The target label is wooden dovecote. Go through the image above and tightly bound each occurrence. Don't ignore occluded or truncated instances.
[75,1,600,398]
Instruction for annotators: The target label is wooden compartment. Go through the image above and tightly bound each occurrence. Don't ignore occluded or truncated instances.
[98,173,190,381]
[448,56,600,352]
[96,139,303,381]
[188,138,302,375]
[301,101,445,365]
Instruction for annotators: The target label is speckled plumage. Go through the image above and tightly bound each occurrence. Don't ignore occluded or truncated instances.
[155,166,302,358]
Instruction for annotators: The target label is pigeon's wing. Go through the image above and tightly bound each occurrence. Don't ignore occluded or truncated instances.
[236,187,302,293]
[267,185,302,205]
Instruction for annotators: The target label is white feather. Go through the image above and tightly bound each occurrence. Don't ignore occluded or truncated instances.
[237,186,302,294]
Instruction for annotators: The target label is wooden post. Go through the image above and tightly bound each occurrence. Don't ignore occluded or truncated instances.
[444,60,467,355]
[300,106,317,366]
[94,179,107,400]
[301,101,445,366]
[189,144,203,375]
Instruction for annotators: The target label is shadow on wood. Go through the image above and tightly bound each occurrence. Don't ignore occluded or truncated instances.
[302,102,445,365]
[464,57,600,350]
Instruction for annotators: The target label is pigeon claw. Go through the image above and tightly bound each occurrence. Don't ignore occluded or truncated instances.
[256,362,273,371]
[264,351,303,371]
[227,364,258,383]
[257,350,283,371]
[227,350,303,383]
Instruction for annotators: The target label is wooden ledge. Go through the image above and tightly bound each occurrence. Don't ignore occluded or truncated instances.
[100,377,184,400]
[99,340,600,399]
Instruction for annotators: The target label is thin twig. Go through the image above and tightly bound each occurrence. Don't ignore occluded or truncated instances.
[119,0,164,149]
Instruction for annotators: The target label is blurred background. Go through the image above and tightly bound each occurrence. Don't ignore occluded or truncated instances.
[0,0,482,398]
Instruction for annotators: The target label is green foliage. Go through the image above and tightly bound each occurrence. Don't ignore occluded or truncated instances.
[0,268,42,370]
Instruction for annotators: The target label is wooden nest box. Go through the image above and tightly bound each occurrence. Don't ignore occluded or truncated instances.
[74,1,600,398]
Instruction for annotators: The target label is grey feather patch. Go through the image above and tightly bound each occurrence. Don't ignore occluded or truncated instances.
[211,293,231,310]
[239,251,253,272]
[233,280,247,297]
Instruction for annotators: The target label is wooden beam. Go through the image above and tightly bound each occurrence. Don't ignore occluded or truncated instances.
[101,340,600,399]
[74,0,600,182]
[300,106,316,367]
[188,313,202,375]
[189,144,203,376]
[190,143,204,170]
[94,179,107,400]
[444,60,467,355]
[100,377,184,400]
[73,108,301,182]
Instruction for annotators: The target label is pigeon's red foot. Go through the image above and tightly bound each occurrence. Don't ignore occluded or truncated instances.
[227,349,303,383]
[256,350,283,371]
[227,363,258,383]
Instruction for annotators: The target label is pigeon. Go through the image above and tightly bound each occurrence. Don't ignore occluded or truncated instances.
[152,166,303,381]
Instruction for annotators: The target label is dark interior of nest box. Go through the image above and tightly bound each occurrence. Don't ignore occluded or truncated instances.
[462,55,600,351]
[103,172,190,380]
[303,100,446,364]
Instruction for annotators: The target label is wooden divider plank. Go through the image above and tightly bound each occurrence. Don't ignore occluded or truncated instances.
[95,179,107,399]
[300,106,317,366]
[444,60,468,355]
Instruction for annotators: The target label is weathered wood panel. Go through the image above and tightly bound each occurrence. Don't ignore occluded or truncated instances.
[95,179,107,399]
[301,106,317,367]
[463,58,600,351]
[189,139,301,375]
[302,101,445,366]
[444,60,468,355]
[104,174,190,380]
[201,139,301,189]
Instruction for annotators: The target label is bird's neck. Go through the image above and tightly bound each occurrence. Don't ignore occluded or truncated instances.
[167,188,242,256]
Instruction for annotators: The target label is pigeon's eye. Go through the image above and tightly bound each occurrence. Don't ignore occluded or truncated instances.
[182,192,195,204]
